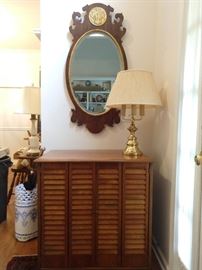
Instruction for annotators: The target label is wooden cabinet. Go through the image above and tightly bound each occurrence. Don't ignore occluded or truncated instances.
[36,150,152,270]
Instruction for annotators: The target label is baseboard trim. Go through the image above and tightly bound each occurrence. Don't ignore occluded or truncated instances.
[152,237,169,270]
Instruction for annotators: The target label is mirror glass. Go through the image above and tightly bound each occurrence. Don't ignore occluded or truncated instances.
[70,31,124,114]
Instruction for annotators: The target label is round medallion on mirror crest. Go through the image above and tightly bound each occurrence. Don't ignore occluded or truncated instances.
[89,7,107,26]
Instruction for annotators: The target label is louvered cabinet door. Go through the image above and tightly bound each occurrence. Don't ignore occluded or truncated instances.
[38,163,68,269]
[96,163,121,267]
[122,162,151,268]
[69,162,95,267]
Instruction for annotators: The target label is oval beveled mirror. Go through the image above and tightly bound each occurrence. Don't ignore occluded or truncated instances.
[66,3,127,133]
[70,31,124,114]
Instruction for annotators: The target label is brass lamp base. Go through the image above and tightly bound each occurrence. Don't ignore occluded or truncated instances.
[123,116,142,157]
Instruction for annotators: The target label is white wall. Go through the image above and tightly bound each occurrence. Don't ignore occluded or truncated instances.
[41,0,156,153]
[152,1,185,269]
[41,1,185,269]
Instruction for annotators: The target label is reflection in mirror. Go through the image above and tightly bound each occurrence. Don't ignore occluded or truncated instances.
[70,32,123,114]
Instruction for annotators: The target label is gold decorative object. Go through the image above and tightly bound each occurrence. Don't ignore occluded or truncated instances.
[123,114,142,156]
[89,7,107,26]
[194,151,202,166]
[105,69,162,157]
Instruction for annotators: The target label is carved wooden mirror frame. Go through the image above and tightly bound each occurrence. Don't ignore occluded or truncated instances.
[65,3,127,133]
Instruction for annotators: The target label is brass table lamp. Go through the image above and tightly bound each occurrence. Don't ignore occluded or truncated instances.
[105,69,162,157]
[21,86,41,155]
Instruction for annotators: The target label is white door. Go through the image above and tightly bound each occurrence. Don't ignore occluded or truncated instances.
[175,0,202,269]
[194,138,202,270]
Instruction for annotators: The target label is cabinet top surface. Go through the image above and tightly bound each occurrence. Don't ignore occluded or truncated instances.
[35,150,152,163]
